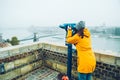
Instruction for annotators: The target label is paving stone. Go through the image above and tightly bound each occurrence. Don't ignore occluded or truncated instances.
[100,54,115,65]
[24,67,59,80]
[4,61,14,71]
[0,50,9,59]
[9,48,19,56]
[21,65,33,74]
[116,57,120,66]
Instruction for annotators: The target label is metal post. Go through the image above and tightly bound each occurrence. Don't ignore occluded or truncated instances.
[67,44,72,80]
[59,24,75,80]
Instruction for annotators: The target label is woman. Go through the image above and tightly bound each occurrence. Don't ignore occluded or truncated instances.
[66,21,96,80]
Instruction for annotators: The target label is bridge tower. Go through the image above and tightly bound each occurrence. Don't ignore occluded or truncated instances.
[33,33,39,42]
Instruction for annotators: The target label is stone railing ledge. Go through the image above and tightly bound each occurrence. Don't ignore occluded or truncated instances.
[0,42,43,58]
[94,49,120,57]
[42,42,67,54]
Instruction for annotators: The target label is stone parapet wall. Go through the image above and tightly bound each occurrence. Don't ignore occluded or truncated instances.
[0,42,43,80]
[93,53,120,80]
[95,52,120,66]
[42,49,78,79]
[42,43,120,80]
[0,42,120,80]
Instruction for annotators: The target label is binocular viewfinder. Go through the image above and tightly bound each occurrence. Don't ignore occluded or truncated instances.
[59,23,77,35]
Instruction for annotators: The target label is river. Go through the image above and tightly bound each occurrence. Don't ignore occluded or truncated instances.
[0,27,120,54]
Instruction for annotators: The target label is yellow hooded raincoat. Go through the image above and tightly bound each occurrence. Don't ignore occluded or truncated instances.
[66,28,96,73]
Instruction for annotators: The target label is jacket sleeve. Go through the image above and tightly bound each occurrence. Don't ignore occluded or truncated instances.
[66,29,79,44]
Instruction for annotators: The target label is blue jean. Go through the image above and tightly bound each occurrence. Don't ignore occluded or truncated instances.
[78,72,92,80]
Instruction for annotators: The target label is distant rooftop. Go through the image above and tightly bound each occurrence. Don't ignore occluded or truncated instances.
[0,42,11,48]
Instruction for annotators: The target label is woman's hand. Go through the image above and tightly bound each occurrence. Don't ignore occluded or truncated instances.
[67,26,72,30]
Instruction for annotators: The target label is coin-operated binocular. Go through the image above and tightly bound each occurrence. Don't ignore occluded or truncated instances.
[59,23,77,80]
[59,23,77,36]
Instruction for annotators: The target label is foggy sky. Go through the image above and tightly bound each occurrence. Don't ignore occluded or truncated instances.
[0,0,120,28]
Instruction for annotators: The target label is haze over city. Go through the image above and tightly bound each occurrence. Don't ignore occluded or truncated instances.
[0,0,120,28]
